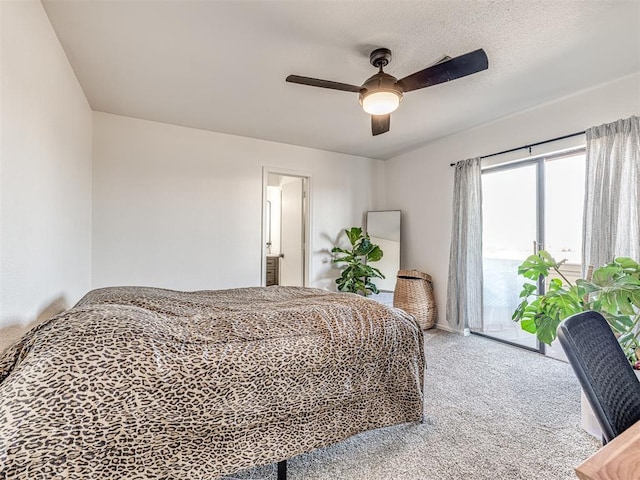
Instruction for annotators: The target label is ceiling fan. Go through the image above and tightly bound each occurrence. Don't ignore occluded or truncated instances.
[286,48,488,136]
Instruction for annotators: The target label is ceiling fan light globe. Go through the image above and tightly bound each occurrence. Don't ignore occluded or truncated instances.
[361,91,401,115]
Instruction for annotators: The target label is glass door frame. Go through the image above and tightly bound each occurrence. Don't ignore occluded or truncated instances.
[474,146,586,354]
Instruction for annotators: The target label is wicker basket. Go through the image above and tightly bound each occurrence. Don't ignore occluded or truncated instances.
[393,269,437,330]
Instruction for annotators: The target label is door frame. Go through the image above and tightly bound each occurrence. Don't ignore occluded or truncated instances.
[477,157,545,353]
[477,146,586,354]
[261,167,311,287]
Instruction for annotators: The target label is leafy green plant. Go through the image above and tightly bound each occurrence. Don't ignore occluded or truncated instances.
[331,227,384,296]
[512,251,640,364]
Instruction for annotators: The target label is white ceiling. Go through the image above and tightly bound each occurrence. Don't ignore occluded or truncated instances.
[42,0,640,160]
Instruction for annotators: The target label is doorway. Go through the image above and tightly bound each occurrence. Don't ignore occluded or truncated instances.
[262,169,310,287]
[478,149,586,356]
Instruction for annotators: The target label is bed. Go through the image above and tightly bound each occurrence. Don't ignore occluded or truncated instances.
[0,286,424,479]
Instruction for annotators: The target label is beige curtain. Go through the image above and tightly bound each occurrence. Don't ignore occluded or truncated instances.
[583,116,640,271]
[446,158,483,330]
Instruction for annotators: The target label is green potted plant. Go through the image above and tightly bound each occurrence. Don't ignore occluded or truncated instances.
[331,227,384,296]
[512,251,640,367]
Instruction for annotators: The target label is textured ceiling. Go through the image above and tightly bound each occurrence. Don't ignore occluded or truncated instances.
[42,0,640,160]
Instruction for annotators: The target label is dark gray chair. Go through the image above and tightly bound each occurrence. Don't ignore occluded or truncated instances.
[557,310,640,444]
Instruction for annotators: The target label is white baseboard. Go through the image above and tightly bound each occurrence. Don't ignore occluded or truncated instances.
[434,323,467,335]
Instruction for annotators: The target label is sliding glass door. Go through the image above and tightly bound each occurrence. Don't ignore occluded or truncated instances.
[481,162,540,349]
[478,150,586,353]
[538,153,586,358]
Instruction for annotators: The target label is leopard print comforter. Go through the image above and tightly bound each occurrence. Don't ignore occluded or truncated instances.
[0,286,424,479]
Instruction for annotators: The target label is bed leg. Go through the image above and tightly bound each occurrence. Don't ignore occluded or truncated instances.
[277,459,287,480]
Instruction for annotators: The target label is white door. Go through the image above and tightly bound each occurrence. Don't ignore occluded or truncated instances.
[279,178,304,286]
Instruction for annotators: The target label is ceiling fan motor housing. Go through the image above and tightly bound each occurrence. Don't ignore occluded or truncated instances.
[358,71,404,109]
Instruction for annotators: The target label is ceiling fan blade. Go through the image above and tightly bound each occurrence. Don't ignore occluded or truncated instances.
[398,49,488,93]
[371,114,390,136]
[286,75,362,93]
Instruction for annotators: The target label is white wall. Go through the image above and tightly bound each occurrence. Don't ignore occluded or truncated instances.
[92,112,383,291]
[385,73,640,331]
[0,1,92,347]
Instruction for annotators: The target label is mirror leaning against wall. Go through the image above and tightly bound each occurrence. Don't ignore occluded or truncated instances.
[366,210,401,296]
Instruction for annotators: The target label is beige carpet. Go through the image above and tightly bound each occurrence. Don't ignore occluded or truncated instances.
[225,330,600,480]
